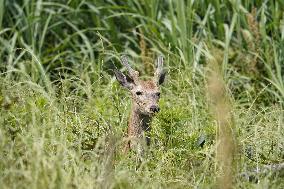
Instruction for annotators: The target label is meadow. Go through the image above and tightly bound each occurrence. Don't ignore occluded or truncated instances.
[0,0,284,188]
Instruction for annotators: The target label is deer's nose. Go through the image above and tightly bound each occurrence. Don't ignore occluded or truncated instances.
[150,105,160,113]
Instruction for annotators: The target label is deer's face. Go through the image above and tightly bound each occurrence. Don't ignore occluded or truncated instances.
[130,80,161,115]
[114,56,166,116]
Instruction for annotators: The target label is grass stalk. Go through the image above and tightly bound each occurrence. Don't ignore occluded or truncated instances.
[207,53,236,189]
[0,0,4,29]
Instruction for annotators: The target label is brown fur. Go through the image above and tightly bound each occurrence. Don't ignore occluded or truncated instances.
[124,80,159,153]
[114,56,166,154]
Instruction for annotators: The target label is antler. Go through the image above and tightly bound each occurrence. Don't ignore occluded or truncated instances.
[154,56,164,84]
[121,56,139,84]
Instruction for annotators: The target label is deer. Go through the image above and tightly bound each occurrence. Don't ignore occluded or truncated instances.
[114,56,166,155]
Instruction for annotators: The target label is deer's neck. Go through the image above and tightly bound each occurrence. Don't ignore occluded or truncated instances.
[128,103,152,137]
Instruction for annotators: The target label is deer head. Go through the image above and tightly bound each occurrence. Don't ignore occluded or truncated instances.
[114,56,166,116]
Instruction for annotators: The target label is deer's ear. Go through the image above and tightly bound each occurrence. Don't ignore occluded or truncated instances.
[154,56,166,85]
[158,71,166,85]
[114,69,134,89]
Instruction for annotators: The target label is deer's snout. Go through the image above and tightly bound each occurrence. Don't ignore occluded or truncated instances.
[149,105,160,113]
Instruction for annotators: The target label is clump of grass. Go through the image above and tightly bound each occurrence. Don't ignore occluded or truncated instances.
[245,7,261,74]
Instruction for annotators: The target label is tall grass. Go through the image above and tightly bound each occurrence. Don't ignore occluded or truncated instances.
[0,0,284,188]
[206,50,236,189]
[0,0,3,30]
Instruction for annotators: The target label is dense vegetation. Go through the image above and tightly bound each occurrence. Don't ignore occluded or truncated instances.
[0,0,284,188]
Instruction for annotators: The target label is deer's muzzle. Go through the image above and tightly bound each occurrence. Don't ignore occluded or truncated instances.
[149,105,160,113]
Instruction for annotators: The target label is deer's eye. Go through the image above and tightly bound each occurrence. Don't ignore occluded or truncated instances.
[156,92,160,97]
[136,91,142,95]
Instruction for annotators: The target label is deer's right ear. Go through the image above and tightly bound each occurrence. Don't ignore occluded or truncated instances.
[114,69,134,89]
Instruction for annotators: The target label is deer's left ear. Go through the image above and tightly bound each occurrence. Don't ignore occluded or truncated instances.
[158,71,166,85]
[154,56,166,85]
